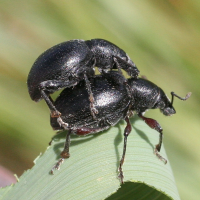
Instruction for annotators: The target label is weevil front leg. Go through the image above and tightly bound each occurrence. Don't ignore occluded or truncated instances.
[138,113,167,164]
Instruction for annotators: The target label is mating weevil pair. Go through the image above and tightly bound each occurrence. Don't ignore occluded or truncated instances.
[27,39,191,184]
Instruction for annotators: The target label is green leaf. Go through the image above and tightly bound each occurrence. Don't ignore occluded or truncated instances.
[0,117,180,200]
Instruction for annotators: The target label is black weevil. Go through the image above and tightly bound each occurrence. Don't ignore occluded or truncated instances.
[50,71,191,183]
[27,39,139,119]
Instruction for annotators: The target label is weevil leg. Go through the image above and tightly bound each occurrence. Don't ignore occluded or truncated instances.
[60,130,72,159]
[138,113,167,164]
[84,74,98,119]
[40,90,61,117]
[51,130,72,174]
[57,117,69,129]
[40,89,69,131]
[49,117,69,146]
[39,79,78,118]
[118,117,132,184]
[113,56,139,78]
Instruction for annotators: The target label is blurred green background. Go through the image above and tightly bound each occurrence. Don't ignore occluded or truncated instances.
[0,0,199,199]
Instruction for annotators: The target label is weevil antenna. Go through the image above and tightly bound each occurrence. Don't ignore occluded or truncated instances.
[170,92,192,106]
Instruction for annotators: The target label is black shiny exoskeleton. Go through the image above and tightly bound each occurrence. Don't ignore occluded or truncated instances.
[50,71,191,183]
[27,39,139,118]
[27,39,96,118]
[51,72,131,132]
[85,39,139,77]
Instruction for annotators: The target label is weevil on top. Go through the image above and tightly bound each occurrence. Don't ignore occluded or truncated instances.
[27,39,139,119]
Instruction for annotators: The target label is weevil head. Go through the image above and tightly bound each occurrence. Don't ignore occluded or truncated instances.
[155,90,176,116]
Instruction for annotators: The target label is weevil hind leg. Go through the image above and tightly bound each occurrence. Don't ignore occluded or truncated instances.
[50,130,73,174]
[118,117,132,184]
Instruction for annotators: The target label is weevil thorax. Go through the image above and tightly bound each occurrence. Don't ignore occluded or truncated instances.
[128,78,176,116]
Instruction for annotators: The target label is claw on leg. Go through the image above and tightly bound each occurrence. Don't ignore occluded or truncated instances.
[57,117,69,129]
[154,148,167,164]
[51,110,61,118]
[50,158,64,174]
[50,130,72,174]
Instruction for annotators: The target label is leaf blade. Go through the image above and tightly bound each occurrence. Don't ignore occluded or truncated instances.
[0,117,180,200]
